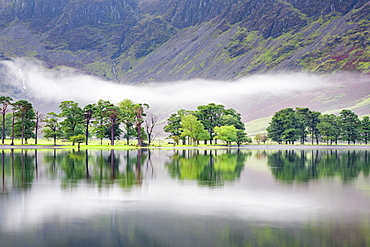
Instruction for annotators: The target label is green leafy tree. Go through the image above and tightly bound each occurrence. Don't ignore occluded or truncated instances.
[118,99,137,145]
[43,112,63,145]
[164,109,190,145]
[118,99,149,146]
[295,107,311,144]
[307,111,321,145]
[13,100,36,144]
[180,114,209,146]
[221,108,245,130]
[83,103,96,145]
[59,100,84,141]
[317,114,340,145]
[236,129,249,147]
[69,134,86,150]
[214,125,237,146]
[0,96,12,144]
[93,99,111,145]
[361,116,370,144]
[340,110,361,144]
[0,112,12,142]
[267,108,299,144]
[195,103,225,144]
[105,104,121,146]
[133,103,149,147]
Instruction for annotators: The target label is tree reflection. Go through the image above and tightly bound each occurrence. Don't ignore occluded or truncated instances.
[267,150,370,183]
[0,149,35,191]
[165,149,250,187]
[41,149,150,190]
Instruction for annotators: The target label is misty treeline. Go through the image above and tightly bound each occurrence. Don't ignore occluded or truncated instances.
[267,107,370,145]
[0,96,153,146]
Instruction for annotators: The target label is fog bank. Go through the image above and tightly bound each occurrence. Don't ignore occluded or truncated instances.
[1,59,328,110]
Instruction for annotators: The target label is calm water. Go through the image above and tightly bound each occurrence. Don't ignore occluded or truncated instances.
[0,148,370,247]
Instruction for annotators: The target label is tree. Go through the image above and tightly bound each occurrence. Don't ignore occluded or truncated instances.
[34,110,43,145]
[43,112,63,145]
[308,111,321,145]
[69,134,86,150]
[0,113,12,141]
[180,114,209,146]
[221,108,245,130]
[93,99,111,145]
[195,103,225,144]
[317,114,340,145]
[133,103,149,147]
[105,104,121,146]
[144,113,159,145]
[267,108,299,144]
[214,125,237,146]
[361,116,370,144]
[118,99,137,145]
[236,129,250,147]
[164,109,190,145]
[340,109,361,144]
[254,133,268,144]
[13,100,36,144]
[83,103,96,145]
[59,100,84,141]
[0,96,12,144]
[295,107,311,144]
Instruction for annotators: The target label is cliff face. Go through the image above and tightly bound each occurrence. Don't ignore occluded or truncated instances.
[0,0,369,82]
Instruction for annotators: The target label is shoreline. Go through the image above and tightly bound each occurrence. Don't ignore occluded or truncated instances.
[0,144,369,150]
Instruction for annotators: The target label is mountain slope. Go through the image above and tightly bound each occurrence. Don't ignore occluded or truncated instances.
[0,0,369,82]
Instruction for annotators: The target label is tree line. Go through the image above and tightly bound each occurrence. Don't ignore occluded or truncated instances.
[0,96,154,147]
[0,97,250,147]
[2,96,369,147]
[163,103,250,146]
[267,107,370,145]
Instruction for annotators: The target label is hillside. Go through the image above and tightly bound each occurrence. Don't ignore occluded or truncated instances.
[0,0,369,82]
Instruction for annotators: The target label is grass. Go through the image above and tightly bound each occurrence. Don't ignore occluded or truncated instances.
[0,139,136,150]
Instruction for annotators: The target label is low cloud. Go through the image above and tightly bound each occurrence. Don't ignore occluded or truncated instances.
[1,59,329,111]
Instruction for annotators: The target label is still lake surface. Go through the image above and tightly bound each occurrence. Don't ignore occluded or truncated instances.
[0,148,369,247]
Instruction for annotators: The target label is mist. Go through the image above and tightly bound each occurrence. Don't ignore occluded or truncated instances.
[1,59,329,113]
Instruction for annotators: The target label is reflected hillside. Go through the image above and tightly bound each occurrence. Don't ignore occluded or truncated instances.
[165,149,251,187]
[267,150,370,183]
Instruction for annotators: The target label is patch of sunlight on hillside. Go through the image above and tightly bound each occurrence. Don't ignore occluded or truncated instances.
[350,96,370,109]
[245,116,271,136]
[322,96,370,116]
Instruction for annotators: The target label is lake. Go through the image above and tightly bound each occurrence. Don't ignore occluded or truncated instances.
[1,148,370,247]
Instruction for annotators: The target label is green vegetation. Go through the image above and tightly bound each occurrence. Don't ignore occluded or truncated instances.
[0,96,152,148]
[266,107,368,145]
[164,103,248,147]
[1,96,369,148]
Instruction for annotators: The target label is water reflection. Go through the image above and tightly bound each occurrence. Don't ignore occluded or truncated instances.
[267,150,370,183]
[1,148,370,191]
[1,148,370,247]
[165,149,251,187]
[43,149,151,189]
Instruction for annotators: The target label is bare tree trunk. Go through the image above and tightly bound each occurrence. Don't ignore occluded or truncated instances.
[111,122,114,146]
[1,112,5,144]
[11,111,14,145]
[85,121,89,145]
